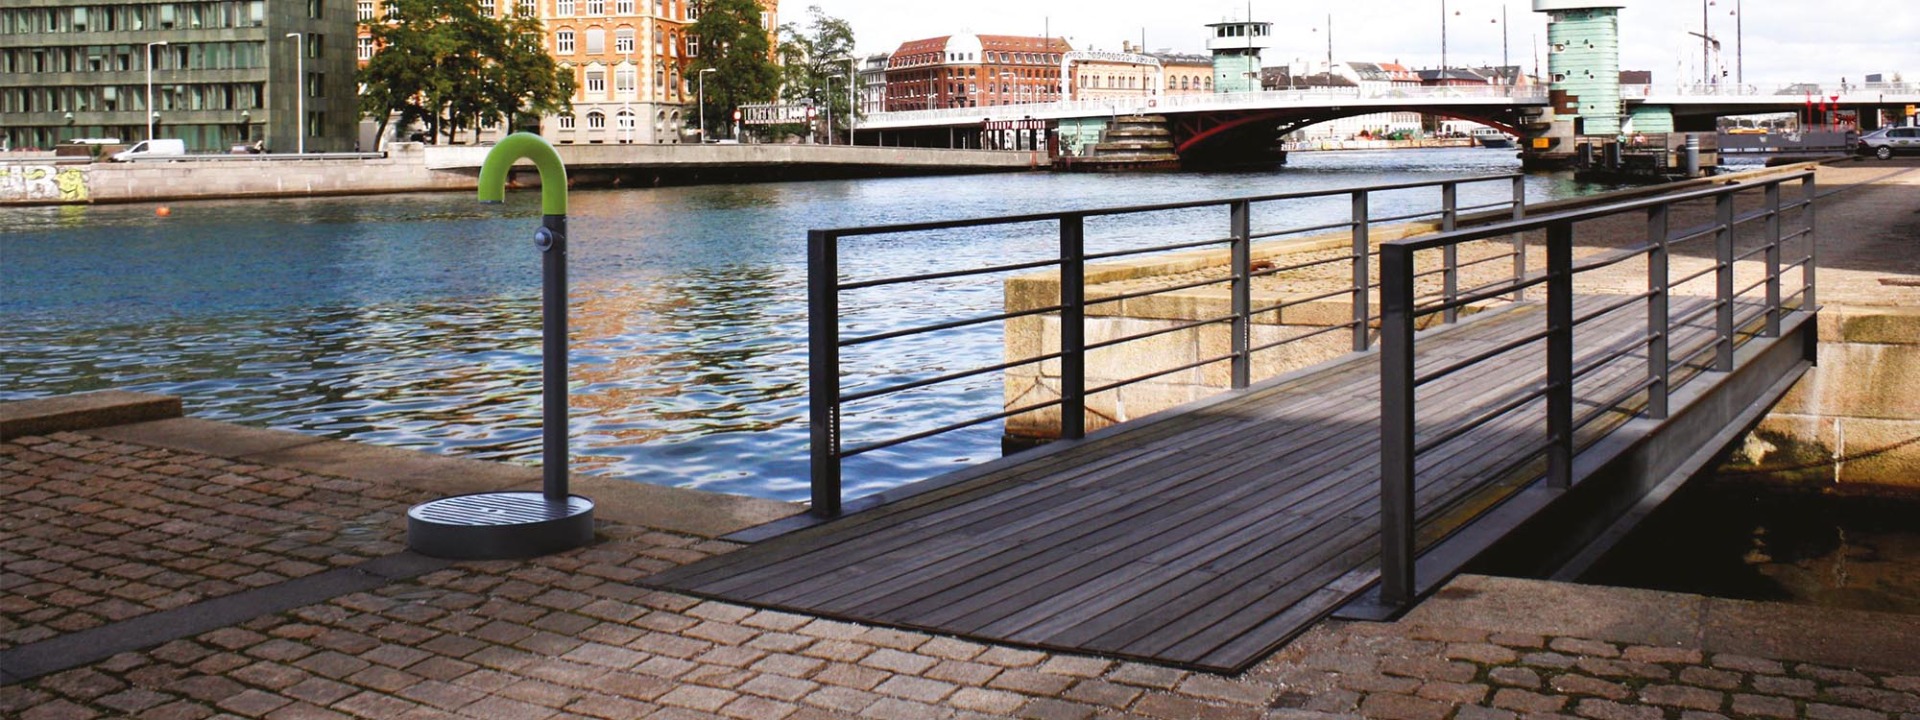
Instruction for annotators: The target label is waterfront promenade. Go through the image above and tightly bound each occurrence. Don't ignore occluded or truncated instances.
[4,159,1919,718]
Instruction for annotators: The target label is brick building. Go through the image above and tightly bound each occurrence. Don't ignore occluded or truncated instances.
[884,34,1072,111]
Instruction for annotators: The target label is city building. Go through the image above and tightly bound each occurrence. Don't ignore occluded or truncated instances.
[857,52,888,116]
[1204,16,1272,94]
[884,34,1072,111]
[1149,49,1213,96]
[1330,61,1424,138]
[356,0,778,145]
[2,0,358,153]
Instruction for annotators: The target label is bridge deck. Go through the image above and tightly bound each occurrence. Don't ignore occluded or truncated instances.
[645,295,1727,672]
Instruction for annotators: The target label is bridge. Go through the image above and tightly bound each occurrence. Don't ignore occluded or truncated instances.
[854,82,1920,166]
[646,168,1821,672]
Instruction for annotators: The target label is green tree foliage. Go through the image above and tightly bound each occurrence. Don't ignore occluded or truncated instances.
[359,0,573,147]
[689,0,781,139]
[778,5,857,142]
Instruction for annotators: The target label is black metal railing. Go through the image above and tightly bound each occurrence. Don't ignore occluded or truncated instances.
[1374,170,1817,608]
[808,173,1528,517]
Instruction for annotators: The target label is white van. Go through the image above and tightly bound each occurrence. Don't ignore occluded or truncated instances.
[112,138,187,162]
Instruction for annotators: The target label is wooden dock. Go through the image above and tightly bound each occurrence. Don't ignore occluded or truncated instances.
[645,295,1765,672]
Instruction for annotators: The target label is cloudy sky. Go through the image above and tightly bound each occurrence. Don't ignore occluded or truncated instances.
[804,0,1916,86]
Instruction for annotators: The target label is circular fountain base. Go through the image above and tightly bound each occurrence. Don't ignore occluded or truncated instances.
[407,492,595,560]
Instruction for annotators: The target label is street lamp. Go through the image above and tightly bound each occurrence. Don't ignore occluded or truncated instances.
[145,41,168,142]
[824,74,843,145]
[697,67,717,142]
[286,33,304,154]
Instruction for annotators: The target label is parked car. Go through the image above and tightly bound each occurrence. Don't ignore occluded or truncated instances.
[1855,126,1920,160]
[111,138,187,162]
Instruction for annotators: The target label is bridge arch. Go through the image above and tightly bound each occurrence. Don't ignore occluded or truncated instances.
[1172,106,1528,159]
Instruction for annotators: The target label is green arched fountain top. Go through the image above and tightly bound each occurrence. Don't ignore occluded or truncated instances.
[477,132,568,215]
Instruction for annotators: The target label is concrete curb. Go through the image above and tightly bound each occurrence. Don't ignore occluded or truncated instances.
[0,390,182,441]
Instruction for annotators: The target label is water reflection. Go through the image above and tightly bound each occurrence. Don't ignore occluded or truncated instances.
[2,148,1619,501]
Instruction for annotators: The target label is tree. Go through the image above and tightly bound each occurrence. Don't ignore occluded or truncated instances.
[359,0,572,147]
[777,6,857,142]
[689,0,782,138]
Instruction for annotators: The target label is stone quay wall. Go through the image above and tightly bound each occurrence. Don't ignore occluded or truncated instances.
[0,144,473,206]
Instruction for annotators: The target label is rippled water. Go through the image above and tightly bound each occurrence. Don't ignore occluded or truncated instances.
[1,148,1616,502]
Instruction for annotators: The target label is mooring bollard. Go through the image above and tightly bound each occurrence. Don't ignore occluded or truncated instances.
[406,133,595,560]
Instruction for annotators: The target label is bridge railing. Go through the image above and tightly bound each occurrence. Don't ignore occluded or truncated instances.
[1622,82,1920,99]
[1374,170,1818,608]
[806,173,1527,517]
[866,85,1549,126]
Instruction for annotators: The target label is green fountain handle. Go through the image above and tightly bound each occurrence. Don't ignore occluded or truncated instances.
[478,132,568,215]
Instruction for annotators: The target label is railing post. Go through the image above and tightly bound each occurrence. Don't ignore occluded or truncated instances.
[1765,181,1783,337]
[1546,221,1574,490]
[1715,193,1736,372]
[1442,182,1460,324]
[1803,175,1818,310]
[1647,205,1671,420]
[1352,191,1371,352]
[1230,201,1252,389]
[808,230,842,518]
[1511,175,1527,302]
[1378,243,1417,609]
[1060,214,1087,440]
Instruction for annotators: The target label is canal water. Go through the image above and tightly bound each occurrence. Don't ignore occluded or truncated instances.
[3,147,1614,502]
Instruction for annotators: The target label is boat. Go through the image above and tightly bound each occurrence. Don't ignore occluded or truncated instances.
[1473,128,1516,149]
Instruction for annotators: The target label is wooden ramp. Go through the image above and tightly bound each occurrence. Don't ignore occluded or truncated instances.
[645,296,1735,672]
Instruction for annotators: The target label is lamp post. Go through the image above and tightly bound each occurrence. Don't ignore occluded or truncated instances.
[145,41,168,142]
[824,74,842,145]
[621,52,633,144]
[1440,0,1448,71]
[286,32,304,154]
[697,67,716,142]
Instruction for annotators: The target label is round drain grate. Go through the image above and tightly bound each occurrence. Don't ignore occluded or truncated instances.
[407,491,595,560]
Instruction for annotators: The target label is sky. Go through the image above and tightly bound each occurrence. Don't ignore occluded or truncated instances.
[802,0,1917,86]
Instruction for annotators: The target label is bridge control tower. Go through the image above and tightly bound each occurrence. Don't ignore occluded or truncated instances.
[1531,0,1625,166]
[1206,16,1275,94]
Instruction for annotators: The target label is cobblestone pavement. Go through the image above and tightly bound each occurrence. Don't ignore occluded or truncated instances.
[6,426,1920,719]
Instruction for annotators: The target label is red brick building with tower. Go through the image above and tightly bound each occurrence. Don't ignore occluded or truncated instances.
[885,33,1074,111]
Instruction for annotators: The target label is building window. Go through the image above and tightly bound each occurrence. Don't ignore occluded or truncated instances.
[480,0,495,14]
[668,31,678,57]
[617,0,635,13]
[617,110,634,130]
[559,114,576,129]
[586,0,604,15]
[686,1,699,20]
[519,0,536,16]
[686,35,699,56]
[309,0,324,18]
[585,28,605,54]
[615,28,634,54]
[557,0,575,15]
[586,69,606,95]
[357,1,374,21]
[556,30,574,53]
[587,111,606,128]
[358,37,373,60]
[654,0,664,17]
[616,65,636,96]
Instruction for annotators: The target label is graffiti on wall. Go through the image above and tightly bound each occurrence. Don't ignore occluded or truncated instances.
[0,165,90,203]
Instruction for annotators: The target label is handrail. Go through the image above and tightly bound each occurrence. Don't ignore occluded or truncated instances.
[1373,170,1817,609]
[808,173,1530,517]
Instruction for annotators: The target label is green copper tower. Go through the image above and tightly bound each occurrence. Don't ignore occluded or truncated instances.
[1538,0,1626,136]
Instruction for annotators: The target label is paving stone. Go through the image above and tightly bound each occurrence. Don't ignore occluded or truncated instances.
[1799,665,1878,686]
[1753,674,1819,698]
[657,684,738,713]
[1107,663,1187,690]
[1490,667,1544,689]
[1640,684,1725,711]
[1550,638,1621,658]
[1359,691,1455,720]
[1806,703,1891,720]
[1551,674,1631,701]
[1572,698,1665,720]
[1492,688,1570,713]
[1678,666,1744,690]
[1134,694,1264,720]
[1827,686,1920,714]
[1446,643,1520,665]
[1712,654,1787,675]
[1731,693,1800,718]
[1622,646,1704,665]
[948,687,1027,715]
[1416,681,1491,704]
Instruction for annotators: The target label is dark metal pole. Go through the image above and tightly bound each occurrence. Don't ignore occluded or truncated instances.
[1765,182,1782,337]
[1715,193,1736,371]
[1442,182,1460,324]
[1803,175,1818,310]
[1352,191,1371,352]
[1546,221,1574,490]
[1231,201,1252,389]
[1512,175,1527,302]
[808,230,842,517]
[1379,243,1417,608]
[540,215,569,502]
[1647,204,1670,420]
[1061,215,1087,440]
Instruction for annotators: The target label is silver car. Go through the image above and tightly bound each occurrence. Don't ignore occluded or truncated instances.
[1856,126,1920,160]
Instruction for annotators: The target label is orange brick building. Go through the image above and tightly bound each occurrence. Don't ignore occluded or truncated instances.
[885,34,1073,111]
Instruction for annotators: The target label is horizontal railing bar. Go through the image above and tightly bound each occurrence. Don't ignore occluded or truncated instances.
[1385,171,1812,252]
[1569,243,1656,275]
[1669,298,1728,330]
[1253,286,1364,315]
[1251,253,1358,279]
[841,352,1063,404]
[1670,339,1723,374]
[1733,244,1774,263]
[1370,209,1446,224]
[1414,383,1552,456]
[841,304,1061,347]
[818,173,1523,237]
[1084,235,1235,262]
[1415,273,1549,316]
[1084,315,1236,352]
[1572,337,1652,382]
[1732,304,1772,334]
[1455,251,1521,271]
[839,257,1063,291]
[1085,353,1236,397]
[1087,274,1232,307]
[1248,219,1361,240]
[840,399,1063,458]
[1730,206,1775,228]
[1781,228,1814,242]
[1573,377,1656,433]
[1457,200,1519,213]
[1669,264,1722,289]
[1248,321,1360,354]
[1666,222,1720,247]
[1416,328,1554,387]
[1571,291,1655,328]
[1736,275,1773,299]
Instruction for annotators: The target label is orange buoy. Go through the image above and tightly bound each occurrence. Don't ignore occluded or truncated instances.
[155,206,171,217]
